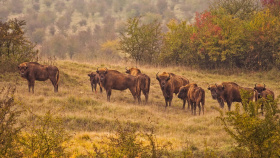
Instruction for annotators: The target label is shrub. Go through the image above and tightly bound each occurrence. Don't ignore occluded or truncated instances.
[0,85,23,157]
[18,111,70,157]
[217,92,280,157]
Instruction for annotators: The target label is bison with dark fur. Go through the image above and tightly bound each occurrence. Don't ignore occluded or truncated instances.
[18,62,59,93]
[156,72,189,107]
[88,72,102,93]
[208,82,257,111]
[96,68,139,102]
[126,67,150,103]
[178,83,205,115]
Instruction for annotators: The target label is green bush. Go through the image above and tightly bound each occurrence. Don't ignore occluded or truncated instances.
[217,92,280,157]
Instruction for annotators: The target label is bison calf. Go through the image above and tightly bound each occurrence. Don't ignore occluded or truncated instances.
[88,72,102,93]
[18,62,59,93]
[126,67,150,103]
[97,68,139,102]
[156,72,189,107]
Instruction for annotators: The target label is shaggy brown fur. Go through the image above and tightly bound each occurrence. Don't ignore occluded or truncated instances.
[156,72,189,107]
[88,72,102,93]
[97,68,139,102]
[126,67,150,103]
[208,82,257,111]
[18,62,59,93]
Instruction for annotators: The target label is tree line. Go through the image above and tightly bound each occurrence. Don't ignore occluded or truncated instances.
[119,0,280,70]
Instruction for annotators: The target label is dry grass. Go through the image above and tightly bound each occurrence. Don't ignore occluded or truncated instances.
[2,60,279,156]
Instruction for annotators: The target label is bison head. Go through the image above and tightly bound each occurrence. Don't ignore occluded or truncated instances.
[207,84,225,100]
[96,67,108,83]
[156,72,171,90]
[126,67,141,76]
[18,63,29,77]
[178,86,188,100]
[254,83,266,98]
[88,72,98,84]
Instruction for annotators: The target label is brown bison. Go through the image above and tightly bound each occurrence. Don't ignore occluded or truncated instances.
[126,67,150,103]
[254,84,275,115]
[156,72,189,107]
[88,72,102,93]
[178,83,205,115]
[18,62,59,93]
[208,82,257,111]
[96,68,139,102]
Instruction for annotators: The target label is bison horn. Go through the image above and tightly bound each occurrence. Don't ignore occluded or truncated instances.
[264,83,265,88]
[105,67,108,72]
[125,67,128,70]
[156,72,159,78]
[167,73,171,80]
[215,83,218,87]
[255,83,257,88]
[97,67,99,71]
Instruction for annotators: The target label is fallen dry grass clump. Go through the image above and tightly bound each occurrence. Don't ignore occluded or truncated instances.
[1,60,279,157]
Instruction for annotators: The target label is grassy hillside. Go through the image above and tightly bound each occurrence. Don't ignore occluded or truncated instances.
[1,60,279,156]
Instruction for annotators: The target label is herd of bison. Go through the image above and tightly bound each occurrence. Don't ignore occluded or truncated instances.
[18,62,275,115]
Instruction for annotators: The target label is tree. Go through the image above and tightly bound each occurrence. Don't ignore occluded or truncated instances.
[119,17,162,65]
[0,19,38,72]
[210,0,261,19]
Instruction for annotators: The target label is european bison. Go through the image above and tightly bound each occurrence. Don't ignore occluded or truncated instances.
[156,72,189,107]
[208,82,257,111]
[178,83,205,115]
[126,67,150,103]
[18,62,59,93]
[254,84,275,115]
[96,68,139,102]
[88,72,102,93]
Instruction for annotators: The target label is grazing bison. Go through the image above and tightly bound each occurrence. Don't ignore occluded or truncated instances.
[208,82,257,111]
[126,67,150,103]
[88,72,102,93]
[254,84,275,115]
[178,83,205,115]
[96,68,139,102]
[156,72,189,107]
[18,62,59,93]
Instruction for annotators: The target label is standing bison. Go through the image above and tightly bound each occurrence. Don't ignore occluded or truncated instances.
[156,72,189,107]
[208,82,257,111]
[126,67,150,103]
[178,83,205,115]
[96,68,139,102]
[18,62,59,93]
[88,72,102,93]
[254,84,275,115]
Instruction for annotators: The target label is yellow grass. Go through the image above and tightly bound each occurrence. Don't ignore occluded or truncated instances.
[2,60,279,156]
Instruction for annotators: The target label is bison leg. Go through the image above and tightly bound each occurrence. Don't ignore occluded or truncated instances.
[182,99,186,109]
[91,84,94,92]
[106,89,112,102]
[197,102,201,115]
[217,98,224,109]
[28,80,35,93]
[143,91,149,104]
[187,99,190,110]
[99,85,103,93]
[94,84,97,93]
[50,78,58,92]
[226,101,232,111]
